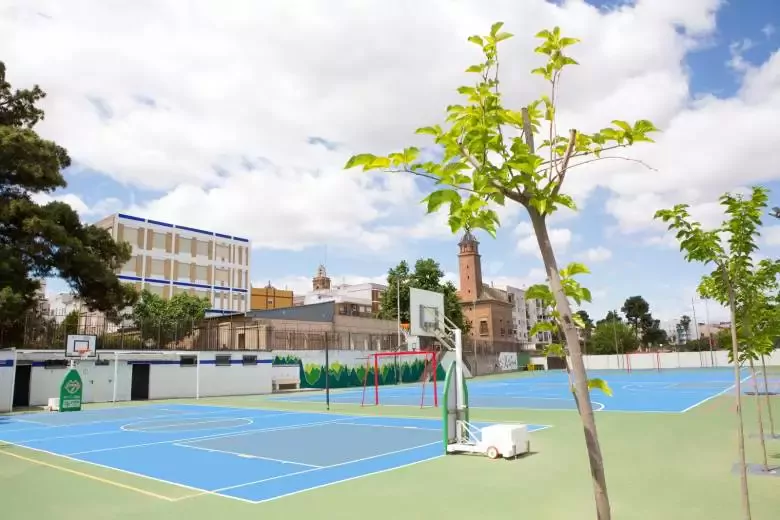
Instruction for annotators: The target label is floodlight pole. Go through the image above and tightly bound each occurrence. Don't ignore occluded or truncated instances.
[112,351,119,403]
[325,339,330,411]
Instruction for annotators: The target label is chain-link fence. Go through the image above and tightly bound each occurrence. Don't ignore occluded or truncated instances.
[0,311,403,352]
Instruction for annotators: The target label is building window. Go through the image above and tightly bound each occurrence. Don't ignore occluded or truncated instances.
[479,320,489,335]
[146,284,165,297]
[152,232,166,250]
[174,262,187,279]
[195,265,208,281]
[215,355,231,367]
[178,237,192,254]
[242,355,257,365]
[216,244,230,262]
[196,240,209,256]
[150,259,165,277]
[180,355,197,367]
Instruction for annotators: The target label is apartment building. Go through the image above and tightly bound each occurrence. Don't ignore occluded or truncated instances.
[95,213,251,316]
[293,265,386,314]
[250,284,294,310]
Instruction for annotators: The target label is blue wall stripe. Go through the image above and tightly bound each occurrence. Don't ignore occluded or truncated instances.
[0,359,13,367]
[118,213,145,223]
[116,214,248,243]
[118,275,143,282]
[126,358,272,365]
[147,219,174,228]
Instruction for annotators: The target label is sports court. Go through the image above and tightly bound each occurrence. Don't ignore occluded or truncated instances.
[273,366,756,413]
[0,403,548,503]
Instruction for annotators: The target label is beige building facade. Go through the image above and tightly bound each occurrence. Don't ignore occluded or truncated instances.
[96,213,251,316]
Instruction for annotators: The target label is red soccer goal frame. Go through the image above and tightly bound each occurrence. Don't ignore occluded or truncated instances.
[360,350,438,408]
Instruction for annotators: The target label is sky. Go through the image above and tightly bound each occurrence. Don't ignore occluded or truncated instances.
[2,0,780,327]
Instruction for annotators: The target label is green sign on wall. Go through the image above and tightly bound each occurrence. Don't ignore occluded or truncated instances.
[59,369,83,412]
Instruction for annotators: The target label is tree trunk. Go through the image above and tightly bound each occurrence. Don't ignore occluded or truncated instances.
[529,208,611,520]
[725,278,751,520]
[759,354,776,438]
[747,357,769,471]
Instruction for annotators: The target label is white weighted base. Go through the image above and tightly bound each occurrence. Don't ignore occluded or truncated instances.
[447,424,530,459]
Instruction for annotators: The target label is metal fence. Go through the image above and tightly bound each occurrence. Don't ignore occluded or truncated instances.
[0,311,404,352]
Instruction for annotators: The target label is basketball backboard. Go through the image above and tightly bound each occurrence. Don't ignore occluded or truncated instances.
[66,334,97,358]
[409,288,445,338]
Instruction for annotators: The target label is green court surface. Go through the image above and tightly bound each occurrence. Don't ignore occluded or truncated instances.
[1,371,779,520]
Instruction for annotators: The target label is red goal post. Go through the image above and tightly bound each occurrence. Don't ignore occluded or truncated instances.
[360,350,439,408]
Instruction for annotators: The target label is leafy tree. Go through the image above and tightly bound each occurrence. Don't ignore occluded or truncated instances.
[621,295,649,342]
[131,290,210,347]
[575,309,594,346]
[655,185,779,518]
[589,319,638,355]
[0,61,137,338]
[62,310,81,334]
[678,315,692,342]
[641,316,668,347]
[346,24,658,519]
[378,258,469,335]
[597,310,622,326]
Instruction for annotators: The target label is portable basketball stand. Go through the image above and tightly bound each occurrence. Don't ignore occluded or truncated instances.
[409,288,531,460]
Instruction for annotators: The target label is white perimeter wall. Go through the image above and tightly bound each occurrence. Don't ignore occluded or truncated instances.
[0,350,15,413]
[7,351,272,408]
[579,350,780,371]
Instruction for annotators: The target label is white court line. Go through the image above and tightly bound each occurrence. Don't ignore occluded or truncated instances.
[67,416,355,456]
[679,371,757,414]
[0,438,246,503]
[334,422,440,432]
[248,455,443,504]
[173,442,323,468]
[209,440,442,494]
[121,417,253,432]
[0,407,247,434]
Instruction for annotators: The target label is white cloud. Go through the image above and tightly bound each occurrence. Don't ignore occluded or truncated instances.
[31,192,123,219]
[4,0,768,256]
[515,222,573,256]
[763,225,780,246]
[577,246,613,262]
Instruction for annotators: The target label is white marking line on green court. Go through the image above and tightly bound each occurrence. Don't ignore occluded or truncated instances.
[173,442,323,468]
[67,416,356,456]
[121,417,253,432]
[247,454,444,505]
[208,440,442,495]
[679,371,758,414]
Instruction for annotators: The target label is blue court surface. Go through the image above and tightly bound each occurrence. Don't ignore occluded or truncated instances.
[272,367,756,413]
[0,404,549,503]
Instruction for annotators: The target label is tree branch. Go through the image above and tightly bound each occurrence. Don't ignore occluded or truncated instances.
[565,154,658,173]
[550,129,577,200]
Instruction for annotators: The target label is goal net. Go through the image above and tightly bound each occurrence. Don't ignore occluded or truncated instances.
[361,350,439,408]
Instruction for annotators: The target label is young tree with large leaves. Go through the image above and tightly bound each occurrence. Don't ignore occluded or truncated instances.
[346,24,658,520]
[655,185,779,520]
[0,62,137,335]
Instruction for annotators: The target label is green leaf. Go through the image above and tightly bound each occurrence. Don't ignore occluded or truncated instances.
[490,22,504,37]
[423,189,461,214]
[587,378,613,397]
[467,35,484,46]
[465,64,484,73]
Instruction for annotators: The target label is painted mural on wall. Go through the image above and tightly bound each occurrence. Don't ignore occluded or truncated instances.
[272,350,446,389]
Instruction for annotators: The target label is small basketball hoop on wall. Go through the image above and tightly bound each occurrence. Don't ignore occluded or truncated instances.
[66,334,97,367]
